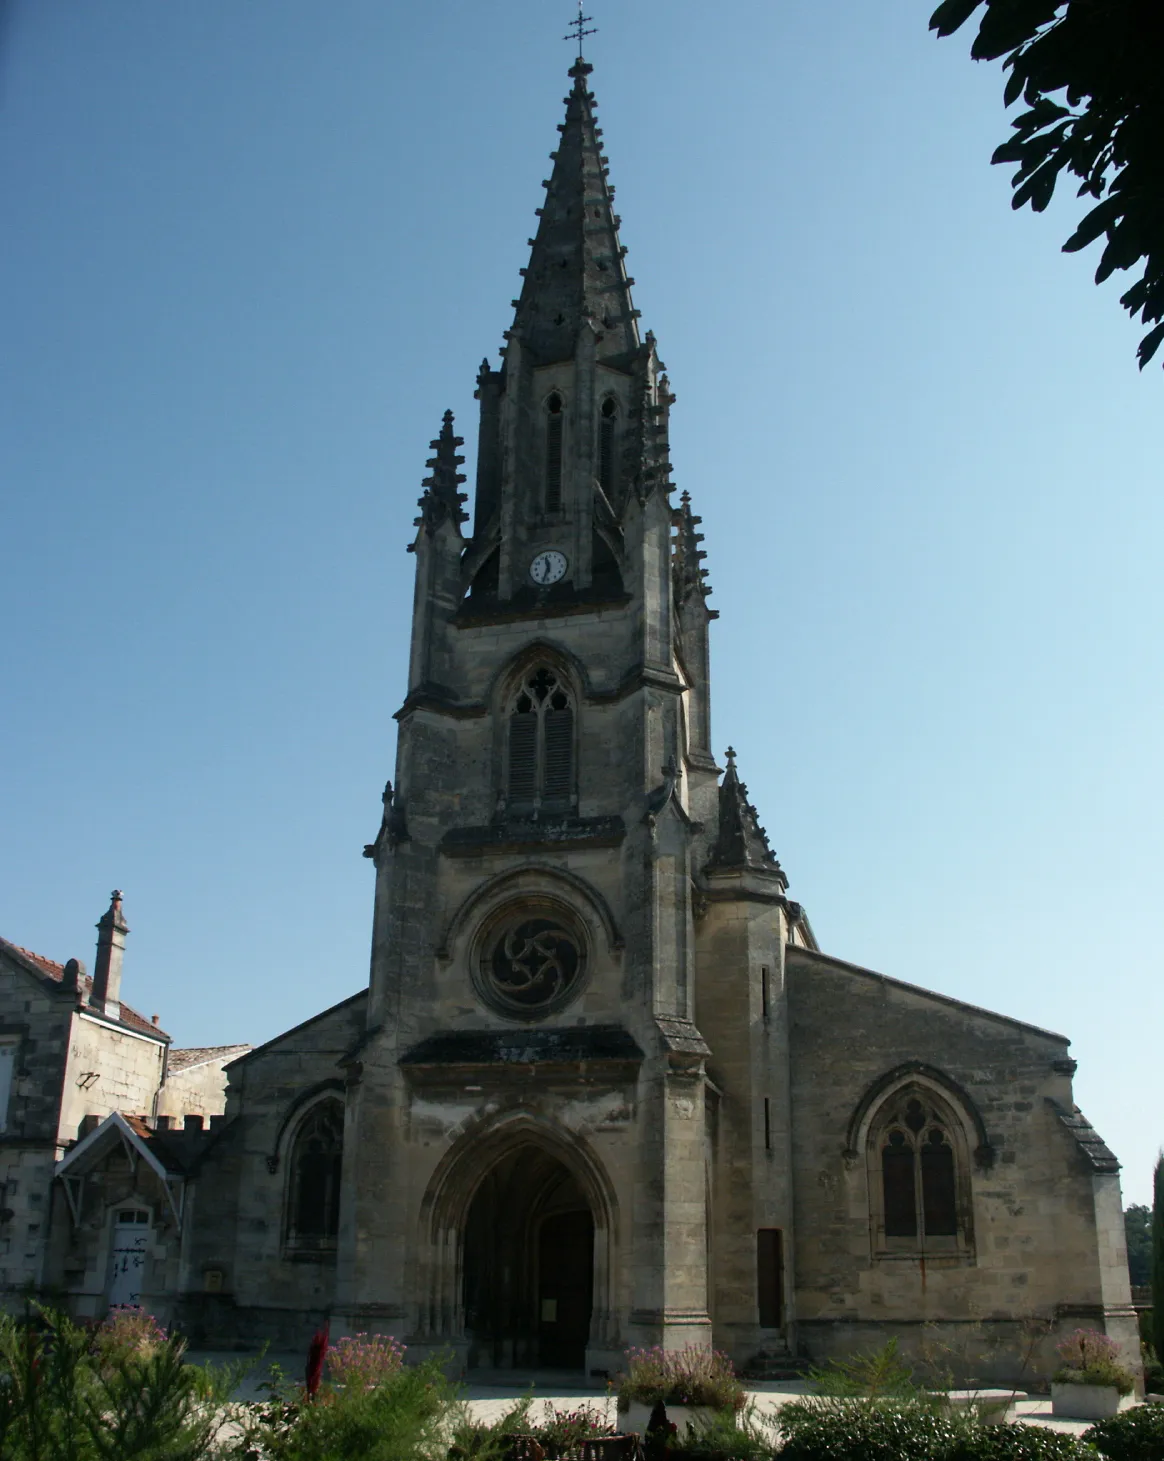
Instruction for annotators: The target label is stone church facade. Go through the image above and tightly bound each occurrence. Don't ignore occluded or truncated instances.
[4,58,1138,1386]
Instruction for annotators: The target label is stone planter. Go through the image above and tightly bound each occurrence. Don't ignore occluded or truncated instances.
[944,1390,1027,1425]
[1050,1383,1133,1420]
[618,1402,723,1437]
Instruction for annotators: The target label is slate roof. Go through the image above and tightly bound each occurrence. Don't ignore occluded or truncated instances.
[0,936,169,1041]
[1048,1098,1121,1173]
[166,1045,251,1073]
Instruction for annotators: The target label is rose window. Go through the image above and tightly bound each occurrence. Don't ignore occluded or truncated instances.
[477,903,586,1017]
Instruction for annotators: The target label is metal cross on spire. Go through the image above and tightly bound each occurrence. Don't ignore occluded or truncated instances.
[563,1,597,58]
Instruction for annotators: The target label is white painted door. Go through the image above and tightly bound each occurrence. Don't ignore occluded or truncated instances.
[106,1209,150,1309]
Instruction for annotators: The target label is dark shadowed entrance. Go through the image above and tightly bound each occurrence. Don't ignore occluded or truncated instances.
[462,1143,594,1370]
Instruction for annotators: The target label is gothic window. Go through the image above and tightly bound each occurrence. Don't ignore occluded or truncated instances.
[545,394,564,511]
[869,1090,967,1254]
[598,397,618,498]
[506,665,574,811]
[286,1099,344,1251]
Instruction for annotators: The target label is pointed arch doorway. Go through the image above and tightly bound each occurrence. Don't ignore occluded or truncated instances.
[462,1142,594,1371]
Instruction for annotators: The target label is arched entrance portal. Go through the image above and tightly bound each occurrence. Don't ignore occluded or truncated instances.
[462,1143,594,1370]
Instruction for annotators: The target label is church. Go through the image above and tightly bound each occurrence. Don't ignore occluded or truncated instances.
[3,55,1138,1387]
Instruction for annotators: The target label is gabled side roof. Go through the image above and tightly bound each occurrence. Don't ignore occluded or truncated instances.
[786,944,1069,1044]
[227,990,367,1068]
[0,936,169,1041]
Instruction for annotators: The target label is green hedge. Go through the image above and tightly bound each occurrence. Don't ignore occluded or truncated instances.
[1083,1401,1164,1461]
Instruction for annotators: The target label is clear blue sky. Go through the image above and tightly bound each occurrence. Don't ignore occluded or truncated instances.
[2,2,1160,1205]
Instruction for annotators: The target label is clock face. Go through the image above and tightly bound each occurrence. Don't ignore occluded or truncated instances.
[529,549,568,586]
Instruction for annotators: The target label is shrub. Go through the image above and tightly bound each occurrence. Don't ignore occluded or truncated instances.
[1084,1401,1164,1461]
[616,1346,746,1412]
[327,1332,407,1390]
[1053,1329,1136,1396]
[776,1400,963,1461]
[806,1338,923,1403]
[946,1425,1101,1461]
[666,1403,775,1460]
[92,1304,169,1372]
[0,1304,243,1461]
[241,1352,457,1461]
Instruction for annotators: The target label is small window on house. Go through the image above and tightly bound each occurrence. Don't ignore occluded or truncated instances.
[598,397,618,498]
[870,1088,969,1255]
[757,1228,783,1327]
[763,1097,772,1151]
[506,665,574,811]
[286,1099,344,1250]
[760,967,770,1019]
[545,394,564,511]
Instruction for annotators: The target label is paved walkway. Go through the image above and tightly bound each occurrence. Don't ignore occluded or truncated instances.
[186,1355,1118,1438]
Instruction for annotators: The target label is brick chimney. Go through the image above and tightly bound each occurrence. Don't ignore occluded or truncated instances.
[90,890,128,1021]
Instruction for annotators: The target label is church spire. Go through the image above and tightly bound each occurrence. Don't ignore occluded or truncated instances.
[413,409,468,537]
[508,60,640,365]
[706,749,787,884]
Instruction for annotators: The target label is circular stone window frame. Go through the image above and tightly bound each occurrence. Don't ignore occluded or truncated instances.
[471,896,591,1022]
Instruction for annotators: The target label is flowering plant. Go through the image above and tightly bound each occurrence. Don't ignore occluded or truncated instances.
[616,1346,745,1412]
[531,1404,616,1448]
[92,1305,169,1368]
[1052,1327,1135,1395]
[326,1331,407,1390]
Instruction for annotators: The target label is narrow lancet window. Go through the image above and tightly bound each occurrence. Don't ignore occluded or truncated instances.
[545,394,564,511]
[506,666,574,811]
[287,1099,344,1249]
[873,1090,966,1249]
[598,397,618,498]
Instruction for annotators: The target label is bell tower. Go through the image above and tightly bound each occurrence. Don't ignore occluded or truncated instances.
[333,55,796,1374]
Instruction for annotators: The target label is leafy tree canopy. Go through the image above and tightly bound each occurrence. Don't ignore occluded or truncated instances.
[930,0,1164,367]
[1124,1202,1152,1287]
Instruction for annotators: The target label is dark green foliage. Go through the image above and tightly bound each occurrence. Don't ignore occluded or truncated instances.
[930,0,1164,368]
[776,1402,963,1461]
[1126,1206,1153,1288]
[947,1425,1101,1460]
[1084,1402,1164,1461]
[239,1354,456,1461]
[1154,1156,1164,1366]
[0,1305,242,1461]
[805,1338,922,1402]
[667,1406,774,1461]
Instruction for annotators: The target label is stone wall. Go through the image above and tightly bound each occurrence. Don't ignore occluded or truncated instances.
[786,946,1139,1385]
[0,954,75,1297]
[57,1012,166,1141]
[175,993,367,1348]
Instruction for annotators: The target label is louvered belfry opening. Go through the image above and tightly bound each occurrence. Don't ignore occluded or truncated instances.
[507,666,574,813]
[545,394,564,511]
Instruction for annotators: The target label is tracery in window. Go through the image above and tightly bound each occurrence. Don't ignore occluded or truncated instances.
[286,1099,344,1250]
[598,397,618,499]
[506,666,574,811]
[545,394,564,511]
[870,1090,966,1253]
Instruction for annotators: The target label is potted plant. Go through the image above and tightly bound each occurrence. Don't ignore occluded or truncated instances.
[615,1346,746,1437]
[1050,1328,1136,1420]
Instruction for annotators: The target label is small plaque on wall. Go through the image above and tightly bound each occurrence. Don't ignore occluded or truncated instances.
[540,1299,557,1323]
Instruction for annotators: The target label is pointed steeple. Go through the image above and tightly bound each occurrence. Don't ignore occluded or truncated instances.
[673,491,712,604]
[413,409,468,537]
[706,749,787,883]
[509,60,640,365]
